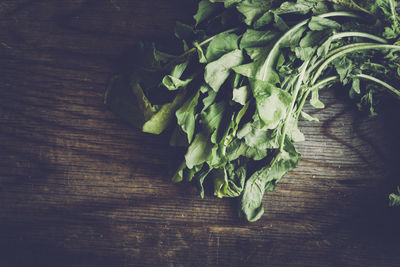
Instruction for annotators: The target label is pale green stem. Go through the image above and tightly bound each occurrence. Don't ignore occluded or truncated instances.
[295,76,339,121]
[261,11,361,82]
[331,32,388,43]
[295,73,400,122]
[179,27,241,58]
[308,40,386,78]
[389,0,400,31]
[354,73,400,99]
[311,44,400,84]
[327,0,372,15]
[278,60,310,153]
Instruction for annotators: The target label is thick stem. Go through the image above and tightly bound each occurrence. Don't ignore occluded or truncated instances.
[261,11,361,82]
[331,32,388,43]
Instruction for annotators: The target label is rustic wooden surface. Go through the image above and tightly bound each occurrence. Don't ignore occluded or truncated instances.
[1,1,400,266]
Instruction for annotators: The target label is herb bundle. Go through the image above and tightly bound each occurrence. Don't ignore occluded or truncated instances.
[105,0,400,222]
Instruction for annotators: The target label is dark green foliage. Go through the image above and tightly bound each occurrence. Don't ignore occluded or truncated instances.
[105,0,400,222]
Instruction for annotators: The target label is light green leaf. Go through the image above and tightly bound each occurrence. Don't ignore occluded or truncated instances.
[308,16,341,31]
[310,89,325,109]
[250,79,292,129]
[162,75,193,91]
[205,49,244,92]
[389,186,400,207]
[240,141,300,222]
[185,132,213,169]
[352,78,361,94]
[176,90,201,143]
[294,46,317,61]
[301,111,319,122]
[142,90,186,134]
[236,0,273,25]
[239,29,277,49]
[194,0,220,26]
[232,86,249,105]
[162,61,192,91]
[275,1,313,15]
[206,32,239,62]
[237,117,281,150]
[286,115,305,142]
[201,102,226,143]
[226,138,268,161]
[300,30,330,48]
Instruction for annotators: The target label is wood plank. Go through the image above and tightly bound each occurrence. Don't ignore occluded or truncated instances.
[1,0,400,266]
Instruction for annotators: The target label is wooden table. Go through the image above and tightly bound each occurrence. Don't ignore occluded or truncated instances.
[1,1,400,266]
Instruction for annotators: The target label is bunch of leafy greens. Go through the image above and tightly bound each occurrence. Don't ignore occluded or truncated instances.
[105,0,400,221]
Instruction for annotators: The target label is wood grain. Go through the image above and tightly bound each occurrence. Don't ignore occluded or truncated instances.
[1,1,400,266]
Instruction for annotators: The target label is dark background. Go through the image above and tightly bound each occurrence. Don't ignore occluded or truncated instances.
[1,1,400,266]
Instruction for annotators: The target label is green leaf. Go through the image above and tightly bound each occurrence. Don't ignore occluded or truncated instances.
[237,117,281,150]
[225,159,247,197]
[316,38,332,57]
[280,26,307,48]
[286,114,305,142]
[310,89,325,109]
[194,0,220,26]
[204,49,244,92]
[239,29,277,49]
[176,90,201,143]
[174,21,207,44]
[240,141,300,222]
[236,0,273,25]
[193,42,208,63]
[142,90,186,134]
[212,168,228,198]
[300,30,330,48]
[253,12,274,29]
[162,61,193,90]
[275,1,313,15]
[352,78,361,94]
[301,111,319,122]
[162,75,193,91]
[389,186,400,207]
[194,164,212,199]
[294,46,317,61]
[185,131,214,169]
[308,16,341,31]
[273,15,288,32]
[333,57,353,83]
[201,101,226,143]
[244,47,268,61]
[233,59,280,83]
[232,85,249,105]
[206,32,239,62]
[226,138,268,161]
[202,85,218,111]
[250,79,292,129]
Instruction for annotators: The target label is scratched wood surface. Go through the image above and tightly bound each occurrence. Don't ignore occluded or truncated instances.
[1,1,400,266]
